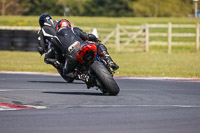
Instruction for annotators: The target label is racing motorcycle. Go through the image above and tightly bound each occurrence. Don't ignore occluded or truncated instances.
[49,41,120,96]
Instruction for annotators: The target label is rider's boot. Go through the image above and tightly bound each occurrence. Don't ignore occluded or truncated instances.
[63,56,76,76]
[98,44,119,71]
[38,47,45,55]
[100,51,119,71]
[63,59,69,76]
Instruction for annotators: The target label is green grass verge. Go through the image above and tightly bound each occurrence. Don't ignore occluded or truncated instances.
[1,16,200,27]
[1,16,200,78]
[0,51,200,78]
[0,51,57,73]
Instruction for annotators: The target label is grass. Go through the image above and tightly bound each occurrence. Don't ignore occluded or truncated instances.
[0,51,200,78]
[0,51,57,73]
[1,16,200,77]
[1,16,200,27]
[112,51,200,78]
[1,16,199,43]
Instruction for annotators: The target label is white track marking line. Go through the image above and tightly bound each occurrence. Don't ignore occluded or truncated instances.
[0,102,47,111]
[0,105,47,111]
[0,108,16,111]
[115,77,200,82]
[0,89,96,91]
[65,105,200,108]
[0,71,59,76]
[24,105,47,109]
[1,88,199,92]
[0,90,10,92]
[0,106,17,111]
[1,71,200,81]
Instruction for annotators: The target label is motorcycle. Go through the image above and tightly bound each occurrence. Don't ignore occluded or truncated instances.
[49,41,120,96]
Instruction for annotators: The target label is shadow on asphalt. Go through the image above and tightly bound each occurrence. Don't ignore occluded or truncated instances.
[42,91,104,96]
[28,81,84,84]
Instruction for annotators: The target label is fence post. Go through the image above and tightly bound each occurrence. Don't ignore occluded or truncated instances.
[168,22,172,54]
[145,23,149,52]
[196,23,199,52]
[115,24,120,51]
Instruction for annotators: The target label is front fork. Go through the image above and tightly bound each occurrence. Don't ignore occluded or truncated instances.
[75,56,114,89]
[74,67,97,89]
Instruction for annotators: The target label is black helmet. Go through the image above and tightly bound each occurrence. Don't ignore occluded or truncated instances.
[39,13,53,27]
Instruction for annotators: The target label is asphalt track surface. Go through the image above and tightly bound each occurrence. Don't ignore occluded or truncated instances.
[0,72,200,133]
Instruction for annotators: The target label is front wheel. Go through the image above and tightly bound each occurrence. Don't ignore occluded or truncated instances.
[90,61,120,96]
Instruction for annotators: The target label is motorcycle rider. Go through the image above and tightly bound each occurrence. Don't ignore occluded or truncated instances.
[38,13,61,67]
[38,13,119,75]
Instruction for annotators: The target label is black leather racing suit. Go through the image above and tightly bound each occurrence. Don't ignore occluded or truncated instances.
[38,21,118,74]
[38,20,62,66]
[56,26,108,74]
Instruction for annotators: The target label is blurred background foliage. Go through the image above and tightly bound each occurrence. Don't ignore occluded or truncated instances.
[0,0,198,17]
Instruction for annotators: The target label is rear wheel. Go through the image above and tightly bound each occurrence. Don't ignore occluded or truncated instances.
[90,61,120,96]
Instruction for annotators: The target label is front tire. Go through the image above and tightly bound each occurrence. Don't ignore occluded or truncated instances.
[90,61,120,96]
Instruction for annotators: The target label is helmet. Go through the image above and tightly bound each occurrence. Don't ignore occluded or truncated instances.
[56,19,71,31]
[39,13,53,27]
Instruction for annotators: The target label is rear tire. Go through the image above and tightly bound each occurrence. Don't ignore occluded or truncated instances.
[90,61,120,96]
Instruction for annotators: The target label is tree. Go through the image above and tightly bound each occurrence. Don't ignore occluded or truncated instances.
[58,0,86,16]
[83,0,134,17]
[20,0,63,16]
[132,0,193,17]
[0,0,24,15]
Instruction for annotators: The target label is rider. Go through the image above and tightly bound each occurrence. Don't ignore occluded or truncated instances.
[38,13,119,74]
[38,13,61,67]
